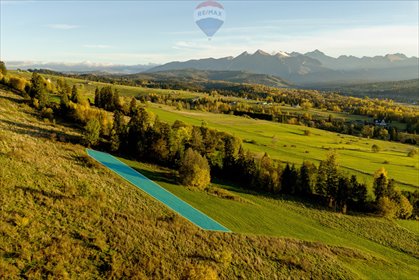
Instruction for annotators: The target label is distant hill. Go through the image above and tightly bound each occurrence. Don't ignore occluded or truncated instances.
[5,61,157,74]
[148,50,419,85]
[329,79,419,104]
[127,69,292,88]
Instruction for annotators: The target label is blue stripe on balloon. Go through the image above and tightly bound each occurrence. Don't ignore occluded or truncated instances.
[196,18,224,37]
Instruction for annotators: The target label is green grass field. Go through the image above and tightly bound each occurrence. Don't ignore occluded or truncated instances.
[147,104,419,192]
[120,158,419,279]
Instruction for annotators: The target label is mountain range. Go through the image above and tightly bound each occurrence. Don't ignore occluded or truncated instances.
[148,50,418,86]
[6,50,418,86]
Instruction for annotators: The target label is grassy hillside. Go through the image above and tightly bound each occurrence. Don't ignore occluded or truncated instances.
[147,104,419,192]
[1,87,404,279]
[119,158,419,279]
[127,69,292,88]
[335,79,419,104]
[11,70,200,101]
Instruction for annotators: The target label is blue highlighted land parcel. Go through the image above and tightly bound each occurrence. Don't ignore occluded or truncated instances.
[86,149,230,232]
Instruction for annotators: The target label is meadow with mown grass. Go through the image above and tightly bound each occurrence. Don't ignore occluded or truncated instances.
[122,158,419,278]
[147,104,419,192]
[3,87,418,279]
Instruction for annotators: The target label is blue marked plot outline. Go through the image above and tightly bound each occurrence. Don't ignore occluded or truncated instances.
[86,149,230,232]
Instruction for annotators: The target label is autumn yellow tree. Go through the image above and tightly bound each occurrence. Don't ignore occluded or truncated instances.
[179,148,211,189]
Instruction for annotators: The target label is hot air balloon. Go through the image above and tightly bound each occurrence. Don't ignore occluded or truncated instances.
[194,0,225,38]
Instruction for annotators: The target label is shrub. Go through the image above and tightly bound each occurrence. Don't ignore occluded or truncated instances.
[371,144,380,153]
[396,195,413,219]
[214,249,233,268]
[377,197,397,219]
[8,76,27,92]
[41,107,54,121]
[407,149,417,157]
[183,264,218,280]
[303,129,311,136]
[32,98,40,109]
[179,148,211,189]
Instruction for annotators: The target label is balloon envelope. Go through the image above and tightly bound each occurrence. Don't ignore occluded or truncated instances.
[194,1,225,38]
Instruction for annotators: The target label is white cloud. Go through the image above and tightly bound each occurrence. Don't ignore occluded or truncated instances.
[47,24,79,30]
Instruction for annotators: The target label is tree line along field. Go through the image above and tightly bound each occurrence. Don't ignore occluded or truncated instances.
[148,104,418,192]
[1,85,418,279]
[8,71,419,192]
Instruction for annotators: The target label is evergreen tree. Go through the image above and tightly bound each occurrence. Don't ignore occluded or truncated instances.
[349,175,367,206]
[129,97,137,116]
[236,147,257,187]
[150,119,171,164]
[189,126,204,153]
[315,161,327,196]
[126,108,154,158]
[94,87,100,106]
[112,89,121,111]
[373,168,389,201]
[281,164,298,194]
[83,119,101,147]
[110,110,126,152]
[299,161,316,196]
[337,177,350,213]
[324,153,340,207]
[222,134,241,175]
[60,91,70,112]
[29,72,48,108]
[0,61,7,75]
[315,153,340,207]
[71,85,78,102]
[389,127,399,141]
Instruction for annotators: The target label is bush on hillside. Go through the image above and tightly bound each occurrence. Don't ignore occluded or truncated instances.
[377,197,397,219]
[179,148,210,189]
[371,144,380,153]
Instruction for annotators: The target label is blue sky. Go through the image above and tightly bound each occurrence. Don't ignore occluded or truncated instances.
[1,1,418,65]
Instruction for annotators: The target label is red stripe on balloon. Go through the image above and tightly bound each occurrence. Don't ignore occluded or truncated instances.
[196,1,224,10]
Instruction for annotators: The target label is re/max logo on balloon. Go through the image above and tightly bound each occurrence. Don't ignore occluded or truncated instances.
[194,0,226,38]
[196,10,222,17]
